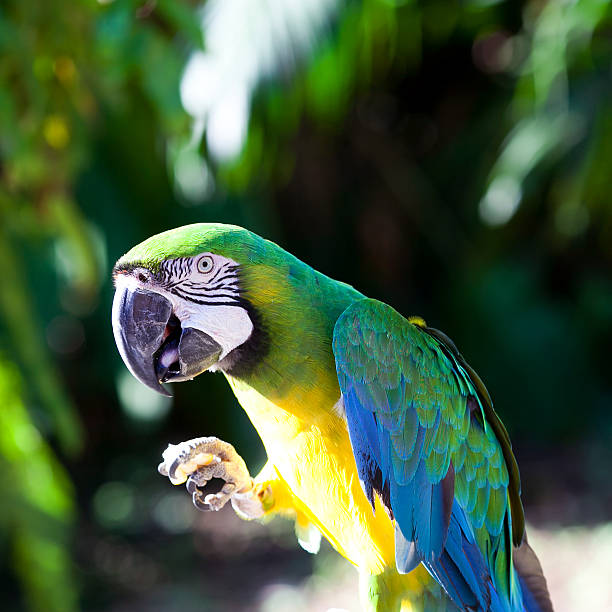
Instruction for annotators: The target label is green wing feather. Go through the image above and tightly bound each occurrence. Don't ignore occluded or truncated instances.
[424,326,524,546]
[333,298,525,608]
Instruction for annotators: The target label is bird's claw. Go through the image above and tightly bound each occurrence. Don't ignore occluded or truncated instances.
[158,436,252,512]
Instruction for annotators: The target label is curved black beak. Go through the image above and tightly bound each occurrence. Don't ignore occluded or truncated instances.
[112,283,223,396]
[112,284,173,395]
[155,325,222,384]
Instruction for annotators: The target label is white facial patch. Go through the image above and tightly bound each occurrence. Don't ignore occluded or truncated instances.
[169,299,253,360]
[114,272,141,294]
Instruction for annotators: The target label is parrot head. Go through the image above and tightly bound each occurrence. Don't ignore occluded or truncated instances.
[112,223,273,396]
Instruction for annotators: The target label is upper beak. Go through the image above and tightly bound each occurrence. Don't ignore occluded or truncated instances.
[112,283,222,396]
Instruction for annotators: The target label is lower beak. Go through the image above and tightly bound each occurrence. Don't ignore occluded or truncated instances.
[112,284,222,396]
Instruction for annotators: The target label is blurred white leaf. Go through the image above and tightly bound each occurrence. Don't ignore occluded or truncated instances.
[181,0,342,161]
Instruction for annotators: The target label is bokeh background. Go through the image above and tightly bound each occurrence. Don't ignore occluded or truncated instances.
[1,0,612,610]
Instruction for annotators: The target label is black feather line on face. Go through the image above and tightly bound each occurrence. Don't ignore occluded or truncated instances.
[171,288,241,302]
[208,273,239,286]
[206,263,228,285]
[162,258,193,284]
[207,281,240,292]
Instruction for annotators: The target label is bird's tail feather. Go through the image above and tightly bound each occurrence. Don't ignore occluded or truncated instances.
[513,536,554,612]
[411,503,553,612]
[422,505,494,611]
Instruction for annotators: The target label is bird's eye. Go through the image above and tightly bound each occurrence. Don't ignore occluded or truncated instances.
[197,256,214,274]
[137,271,149,283]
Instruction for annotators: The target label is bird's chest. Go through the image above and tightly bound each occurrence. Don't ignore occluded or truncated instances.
[227,377,395,572]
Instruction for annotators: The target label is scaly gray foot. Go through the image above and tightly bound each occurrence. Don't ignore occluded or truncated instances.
[158,436,252,512]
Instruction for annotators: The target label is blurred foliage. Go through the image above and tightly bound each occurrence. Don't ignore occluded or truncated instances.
[0,357,76,612]
[1,0,611,610]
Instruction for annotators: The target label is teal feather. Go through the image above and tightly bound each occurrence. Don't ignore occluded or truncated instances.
[474,486,491,528]
[467,425,485,452]
[455,470,469,507]
[332,297,529,611]
[425,449,451,483]
[463,450,478,481]
[433,420,451,453]
[386,384,403,413]
[465,481,479,515]
[486,487,507,536]
[476,462,489,488]
[453,439,467,472]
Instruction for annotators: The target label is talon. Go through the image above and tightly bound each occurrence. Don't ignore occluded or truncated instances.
[167,457,181,480]
[192,491,212,512]
[168,459,189,485]
[186,477,205,495]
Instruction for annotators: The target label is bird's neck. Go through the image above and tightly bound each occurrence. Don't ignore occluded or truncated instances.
[224,261,363,422]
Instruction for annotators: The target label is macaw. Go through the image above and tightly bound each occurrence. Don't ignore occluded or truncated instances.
[111,223,552,612]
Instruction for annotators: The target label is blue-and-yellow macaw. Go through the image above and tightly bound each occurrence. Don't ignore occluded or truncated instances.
[112,224,552,611]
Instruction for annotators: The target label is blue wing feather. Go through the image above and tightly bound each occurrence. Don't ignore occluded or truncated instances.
[332,298,538,612]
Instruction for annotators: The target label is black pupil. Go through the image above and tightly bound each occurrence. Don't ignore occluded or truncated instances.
[138,272,147,282]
